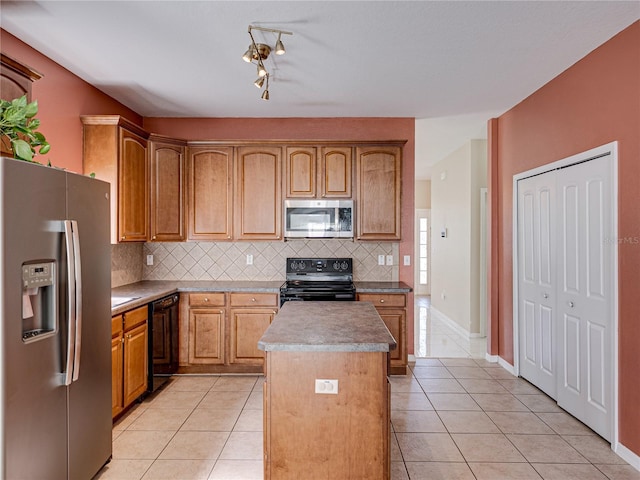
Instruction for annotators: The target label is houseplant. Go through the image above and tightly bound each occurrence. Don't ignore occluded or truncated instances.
[0,94,50,162]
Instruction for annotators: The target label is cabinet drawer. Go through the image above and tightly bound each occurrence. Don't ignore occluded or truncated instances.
[357,293,406,308]
[189,292,226,307]
[123,305,148,331]
[229,292,278,307]
[111,314,123,337]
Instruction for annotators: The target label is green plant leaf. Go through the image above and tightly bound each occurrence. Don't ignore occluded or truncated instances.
[3,106,26,124]
[39,143,51,155]
[33,131,46,143]
[12,139,34,161]
[12,95,27,109]
[24,101,38,118]
[27,118,41,130]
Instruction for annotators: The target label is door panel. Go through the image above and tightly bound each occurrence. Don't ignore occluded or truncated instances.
[517,171,556,398]
[555,154,612,441]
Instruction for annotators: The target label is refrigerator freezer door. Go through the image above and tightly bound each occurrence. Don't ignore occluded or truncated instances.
[66,171,112,479]
[1,158,69,479]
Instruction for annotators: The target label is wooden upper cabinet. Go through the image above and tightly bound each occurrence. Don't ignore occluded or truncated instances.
[82,116,150,243]
[235,146,282,240]
[187,146,233,240]
[320,146,352,198]
[149,136,186,241]
[285,146,317,197]
[356,145,402,240]
[285,145,352,198]
[118,129,148,242]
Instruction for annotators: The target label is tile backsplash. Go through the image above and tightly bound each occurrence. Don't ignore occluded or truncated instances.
[111,243,144,288]
[142,240,399,282]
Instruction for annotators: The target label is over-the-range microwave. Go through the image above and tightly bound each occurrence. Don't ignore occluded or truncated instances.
[284,199,354,238]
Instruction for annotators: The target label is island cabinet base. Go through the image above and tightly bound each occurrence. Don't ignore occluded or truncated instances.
[263,350,390,480]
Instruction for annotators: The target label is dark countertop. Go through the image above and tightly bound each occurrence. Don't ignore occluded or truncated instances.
[355,281,412,293]
[110,280,282,315]
[111,280,411,315]
[258,301,397,352]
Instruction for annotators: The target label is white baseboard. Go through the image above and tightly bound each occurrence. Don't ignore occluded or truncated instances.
[497,356,516,375]
[408,354,416,363]
[613,442,640,471]
[430,306,485,340]
[485,353,499,364]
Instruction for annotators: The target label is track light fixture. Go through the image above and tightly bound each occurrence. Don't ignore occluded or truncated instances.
[242,25,292,100]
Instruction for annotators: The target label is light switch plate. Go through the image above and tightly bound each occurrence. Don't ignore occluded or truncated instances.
[378,255,385,266]
[386,255,393,266]
[246,254,253,265]
[403,255,411,266]
[146,255,154,266]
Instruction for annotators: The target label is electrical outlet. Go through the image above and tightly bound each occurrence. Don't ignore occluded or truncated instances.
[403,255,411,266]
[386,255,393,266]
[315,379,338,394]
[378,255,385,266]
[246,254,253,265]
[146,254,154,266]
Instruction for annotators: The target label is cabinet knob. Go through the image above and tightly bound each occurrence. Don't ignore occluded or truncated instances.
[380,299,385,303]
[543,293,549,299]
[227,235,231,239]
[204,298,209,302]
[121,236,126,240]
[569,301,575,308]
[152,235,157,240]
[252,297,256,302]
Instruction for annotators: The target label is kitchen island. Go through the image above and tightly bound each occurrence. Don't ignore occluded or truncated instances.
[258,301,396,480]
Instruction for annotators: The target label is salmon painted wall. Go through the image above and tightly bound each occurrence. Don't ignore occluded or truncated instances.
[145,117,416,354]
[1,30,142,173]
[491,22,640,453]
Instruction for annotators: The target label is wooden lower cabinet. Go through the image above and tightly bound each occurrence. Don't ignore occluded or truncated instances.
[357,293,407,375]
[229,293,278,366]
[111,316,124,417]
[263,351,390,479]
[180,291,277,373]
[112,305,149,419]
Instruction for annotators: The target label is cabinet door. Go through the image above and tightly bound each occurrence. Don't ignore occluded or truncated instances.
[356,146,401,240]
[285,146,316,198]
[111,334,124,418]
[235,146,282,240]
[320,147,352,198]
[150,140,185,241]
[123,322,148,407]
[229,308,276,365]
[188,147,233,240]
[377,309,406,363]
[188,308,225,364]
[118,128,148,241]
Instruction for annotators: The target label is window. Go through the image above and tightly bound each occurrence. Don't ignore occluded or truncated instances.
[419,217,428,285]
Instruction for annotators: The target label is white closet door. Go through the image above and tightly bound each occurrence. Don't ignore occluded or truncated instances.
[517,171,557,398]
[556,154,613,441]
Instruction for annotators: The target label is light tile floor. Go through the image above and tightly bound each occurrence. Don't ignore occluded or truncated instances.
[95,295,639,479]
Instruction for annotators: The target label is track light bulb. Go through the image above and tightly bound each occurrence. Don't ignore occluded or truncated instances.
[242,47,253,62]
[254,76,265,88]
[257,63,267,78]
[275,33,285,55]
[261,89,269,101]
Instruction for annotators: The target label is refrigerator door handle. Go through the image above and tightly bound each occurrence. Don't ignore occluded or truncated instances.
[63,220,77,386]
[70,220,82,382]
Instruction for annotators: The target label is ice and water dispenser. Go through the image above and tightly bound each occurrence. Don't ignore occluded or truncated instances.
[21,261,57,342]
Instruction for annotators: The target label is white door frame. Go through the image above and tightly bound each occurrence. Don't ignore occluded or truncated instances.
[480,188,488,337]
[512,142,618,446]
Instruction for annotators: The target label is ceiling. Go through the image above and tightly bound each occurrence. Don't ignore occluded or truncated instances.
[1,1,638,178]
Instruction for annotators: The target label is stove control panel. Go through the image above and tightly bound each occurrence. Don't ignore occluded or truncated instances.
[286,258,353,274]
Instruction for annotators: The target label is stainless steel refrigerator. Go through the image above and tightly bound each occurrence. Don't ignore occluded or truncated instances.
[0,157,112,479]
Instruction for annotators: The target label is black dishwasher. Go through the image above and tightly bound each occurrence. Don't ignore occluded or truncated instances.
[148,294,179,392]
